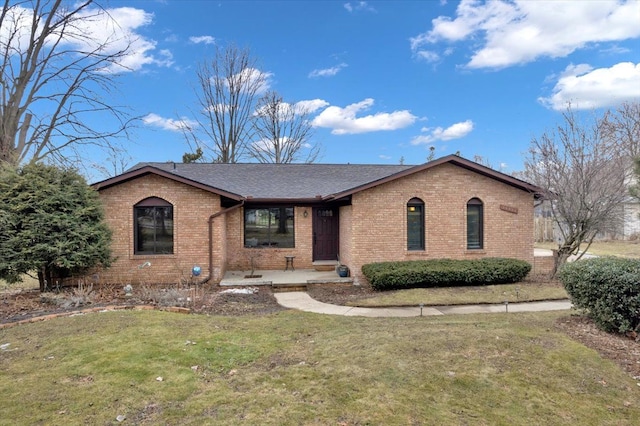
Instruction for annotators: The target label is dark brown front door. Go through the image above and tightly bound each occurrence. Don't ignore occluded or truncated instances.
[313,207,339,261]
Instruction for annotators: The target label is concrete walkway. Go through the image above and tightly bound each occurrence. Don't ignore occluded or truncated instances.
[274,291,573,318]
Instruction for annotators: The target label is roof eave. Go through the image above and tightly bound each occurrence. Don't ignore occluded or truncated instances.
[243,197,325,204]
[328,155,545,199]
[91,165,244,201]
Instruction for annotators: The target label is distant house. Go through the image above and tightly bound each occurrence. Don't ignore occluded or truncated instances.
[92,155,543,285]
[622,200,640,239]
[533,181,640,242]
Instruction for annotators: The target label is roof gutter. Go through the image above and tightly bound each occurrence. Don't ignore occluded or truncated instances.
[241,197,324,204]
[196,200,245,285]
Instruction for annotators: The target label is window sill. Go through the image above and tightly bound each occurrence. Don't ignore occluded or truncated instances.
[406,250,428,257]
[244,246,295,250]
[465,249,486,255]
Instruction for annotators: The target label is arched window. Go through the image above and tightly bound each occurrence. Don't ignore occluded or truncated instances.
[407,198,425,251]
[134,197,174,254]
[467,198,483,249]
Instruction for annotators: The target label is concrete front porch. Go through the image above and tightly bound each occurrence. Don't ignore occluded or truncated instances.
[219,268,353,291]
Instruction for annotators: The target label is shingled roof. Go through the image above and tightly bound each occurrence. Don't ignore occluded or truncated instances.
[92,155,543,201]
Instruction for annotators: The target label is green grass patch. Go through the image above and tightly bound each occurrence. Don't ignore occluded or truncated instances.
[349,282,568,307]
[1,310,638,424]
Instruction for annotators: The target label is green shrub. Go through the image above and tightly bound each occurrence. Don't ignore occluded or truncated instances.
[558,257,640,334]
[361,258,531,291]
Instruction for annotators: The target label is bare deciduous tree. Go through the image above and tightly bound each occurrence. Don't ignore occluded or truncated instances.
[184,44,268,163]
[249,91,320,164]
[524,105,629,276]
[88,144,132,179]
[472,154,494,169]
[0,0,136,167]
[601,101,640,160]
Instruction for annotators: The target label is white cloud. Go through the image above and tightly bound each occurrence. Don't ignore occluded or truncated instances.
[601,45,631,55]
[311,98,416,135]
[294,99,330,114]
[154,49,174,68]
[142,113,197,132]
[308,63,348,78]
[205,103,230,114]
[251,137,284,153]
[189,35,215,45]
[76,6,163,72]
[253,102,294,120]
[411,120,474,145]
[228,67,273,95]
[411,0,640,69]
[252,99,327,121]
[539,62,640,110]
[415,50,440,63]
[0,4,166,73]
[344,2,376,13]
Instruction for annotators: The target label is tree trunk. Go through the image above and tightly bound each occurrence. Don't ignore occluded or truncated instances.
[550,247,572,278]
[37,265,56,293]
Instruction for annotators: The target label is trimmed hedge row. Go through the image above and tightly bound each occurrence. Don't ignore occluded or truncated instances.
[559,257,640,334]
[361,258,532,291]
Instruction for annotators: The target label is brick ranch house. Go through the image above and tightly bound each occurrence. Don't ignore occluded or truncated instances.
[92,155,543,285]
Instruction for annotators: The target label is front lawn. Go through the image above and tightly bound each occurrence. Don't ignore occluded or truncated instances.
[343,282,568,307]
[535,240,640,258]
[1,310,638,424]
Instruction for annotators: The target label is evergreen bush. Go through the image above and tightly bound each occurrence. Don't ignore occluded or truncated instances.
[361,258,531,291]
[0,163,112,291]
[559,257,640,334]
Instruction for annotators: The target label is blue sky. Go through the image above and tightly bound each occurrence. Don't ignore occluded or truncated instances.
[36,1,640,176]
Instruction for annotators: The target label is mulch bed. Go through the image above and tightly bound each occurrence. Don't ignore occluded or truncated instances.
[555,315,640,380]
[1,283,639,380]
[0,284,285,325]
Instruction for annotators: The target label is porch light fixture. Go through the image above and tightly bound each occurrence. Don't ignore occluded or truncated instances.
[303,209,308,218]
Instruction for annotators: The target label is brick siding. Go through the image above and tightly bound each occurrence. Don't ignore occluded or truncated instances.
[532,254,555,278]
[98,174,220,284]
[97,162,535,285]
[343,163,535,284]
[226,206,314,271]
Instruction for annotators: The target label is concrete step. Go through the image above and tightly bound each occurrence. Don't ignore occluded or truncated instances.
[313,260,339,272]
[272,283,308,293]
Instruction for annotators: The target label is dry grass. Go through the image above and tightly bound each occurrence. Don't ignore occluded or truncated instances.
[535,240,640,258]
[0,275,39,292]
[348,282,568,307]
[1,310,639,425]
